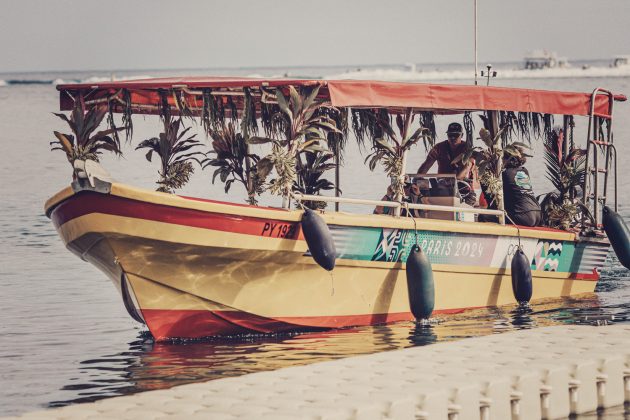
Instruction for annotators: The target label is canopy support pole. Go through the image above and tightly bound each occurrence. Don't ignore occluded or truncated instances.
[562,115,569,158]
[474,0,478,86]
[393,108,414,217]
[488,111,504,213]
[245,145,254,205]
[335,151,340,212]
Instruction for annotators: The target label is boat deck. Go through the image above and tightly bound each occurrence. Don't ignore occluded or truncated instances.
[6,324,630,419]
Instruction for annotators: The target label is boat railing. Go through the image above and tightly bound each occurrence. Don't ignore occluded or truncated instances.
[583,87,617,228]
[292,193,506,225]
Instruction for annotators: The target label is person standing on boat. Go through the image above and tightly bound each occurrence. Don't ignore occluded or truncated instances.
[416,122,476,205]
[417,122,473,180]
[502,152,541,227]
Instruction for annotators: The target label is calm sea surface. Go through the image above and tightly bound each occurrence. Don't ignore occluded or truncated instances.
[1,66,630,417]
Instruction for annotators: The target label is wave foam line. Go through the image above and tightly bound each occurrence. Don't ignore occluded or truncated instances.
[327,66,630,82]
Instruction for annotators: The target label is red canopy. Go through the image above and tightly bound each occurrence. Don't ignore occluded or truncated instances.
[57,77,626,118]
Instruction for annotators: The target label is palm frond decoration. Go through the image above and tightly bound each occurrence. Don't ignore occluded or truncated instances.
[203,122,263,205]
[122,89,133,142]
[173,89,195,121]
[136,118,204,193]
[508,112,554,143]
[419,111,436,150]
[260,101,274,137]
[158,89,171,125]
[351,108,381,148]
[51,99,124,166]
[498,111,519,147]
[219,96,227,124]
[227,96,238,123]
[543,114,555,140]
[241,87,259,137]
[247,85,341,202]
[364,109,431,201]
[463,111,475,146]
[106,89,135,146]
[294,150,337,209]
[201,88,220,133]
[539,126,587,230]
[259,95,290,139]
[455,123,515,210]
[317,106,347,161]
[516,112,531,143]
[532,113,543,139]
[107,97,121,147]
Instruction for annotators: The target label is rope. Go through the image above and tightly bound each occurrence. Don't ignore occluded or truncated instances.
[403,202,420,251]
[290,192,306,210]
[503,211,522,249]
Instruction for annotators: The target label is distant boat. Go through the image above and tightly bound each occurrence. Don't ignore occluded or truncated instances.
[610,55,629,68]
[523,50,569,70]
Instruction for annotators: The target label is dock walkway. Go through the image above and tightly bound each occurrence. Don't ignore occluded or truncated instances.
[7,324,630,419]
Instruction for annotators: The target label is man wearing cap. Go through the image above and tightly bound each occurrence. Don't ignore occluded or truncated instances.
[416,122,473,179]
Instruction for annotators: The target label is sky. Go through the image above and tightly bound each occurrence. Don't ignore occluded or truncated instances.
[1,0,629,73]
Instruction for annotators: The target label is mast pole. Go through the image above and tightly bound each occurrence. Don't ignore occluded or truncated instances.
[474,0,478,86]
[334,152,340,212]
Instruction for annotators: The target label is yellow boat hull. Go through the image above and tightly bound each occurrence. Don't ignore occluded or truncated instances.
[45,183,608,340]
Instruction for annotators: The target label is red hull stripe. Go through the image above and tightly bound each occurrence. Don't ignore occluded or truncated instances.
[141,308,479,341]
[50,191,301,239]
[570,271,600,281]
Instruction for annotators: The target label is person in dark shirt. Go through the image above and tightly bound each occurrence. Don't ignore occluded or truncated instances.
[417,122,476,205]
[417,122,473,180]
[502,152,541,227]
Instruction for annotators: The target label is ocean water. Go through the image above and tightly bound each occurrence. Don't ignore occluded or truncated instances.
[1,64,630,417]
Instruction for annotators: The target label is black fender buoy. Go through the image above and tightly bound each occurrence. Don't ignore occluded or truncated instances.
[603,206,630,269]
[301,209,336,271]
[406,245,435,320]
[511,248,533,303]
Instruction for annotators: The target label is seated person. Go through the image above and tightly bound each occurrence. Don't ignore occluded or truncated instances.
[374,178,421,217]
[417,122,476,205]
[502,151,541,227]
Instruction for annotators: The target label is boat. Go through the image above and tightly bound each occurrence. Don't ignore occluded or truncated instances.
[611,55,629,68]
[45,77,629,340]
[523,50,569,70]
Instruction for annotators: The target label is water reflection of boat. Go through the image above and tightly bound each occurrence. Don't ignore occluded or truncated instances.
[45,77,625,340]
[46,293,610,408]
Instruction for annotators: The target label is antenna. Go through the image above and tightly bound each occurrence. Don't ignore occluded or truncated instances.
[481,64,497,86]
[474,0,478,86]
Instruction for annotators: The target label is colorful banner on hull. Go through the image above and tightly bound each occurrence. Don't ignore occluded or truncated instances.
[329,225,609,274]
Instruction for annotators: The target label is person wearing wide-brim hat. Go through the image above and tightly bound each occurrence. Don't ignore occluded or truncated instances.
[417,122,474,180]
